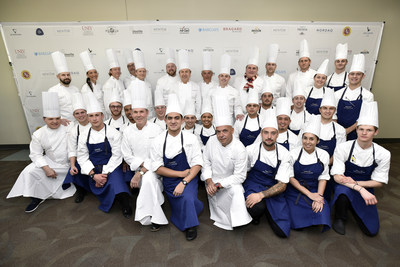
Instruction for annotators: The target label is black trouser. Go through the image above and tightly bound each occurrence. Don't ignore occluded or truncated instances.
[334,194,376,237]
[115,192,131,209]
[248,200,287,238]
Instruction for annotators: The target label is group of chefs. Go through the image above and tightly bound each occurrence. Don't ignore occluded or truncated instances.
[7,39,391,241]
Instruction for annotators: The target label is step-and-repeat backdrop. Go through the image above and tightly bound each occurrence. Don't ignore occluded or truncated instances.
[0,21,384,134]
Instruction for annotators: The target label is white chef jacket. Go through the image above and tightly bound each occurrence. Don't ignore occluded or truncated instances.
[67,122,91,159]
[102,76,125,111]
[304,86,333,99]
[289,146,330,180]
[123,74,136,88]
[206,85,244,120]
[261,73,286,103]
[277,130,299,151]
[77,125,123,175]
[173,81,202,119]
[331,141,390,184]
[81,82,106,115]
[48,83,80,121]
[286,68,317,99]
[247,142,291,183]
[327,71,349,87]
[233,76,264,112]
[296,121,346,147]
[233,115,261,139]
[150,130,203,172]
[148,117,167,130]
[105,116,128,132]
[199,80,217,103]
[258,106,275,122]
[155,74,179,105]
[289,109,310,134]
[334,86,374,106]
[194,124,216,151]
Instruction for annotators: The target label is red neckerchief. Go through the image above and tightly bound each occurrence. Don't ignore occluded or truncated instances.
[243,75,257,92]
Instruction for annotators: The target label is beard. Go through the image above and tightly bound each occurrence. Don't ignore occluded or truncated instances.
[167,69,176,77]
[60,78,71,85]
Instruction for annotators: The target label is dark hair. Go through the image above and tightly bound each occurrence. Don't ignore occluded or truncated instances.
[86,76,93,92]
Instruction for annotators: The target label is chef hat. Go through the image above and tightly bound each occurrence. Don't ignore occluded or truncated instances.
[316,59,329,76]
[219,53,231,75]
[357,101,379,128]
[202,51,212,71]
[261,108,278,130]
[292,80,306,98]
[51,51,69,74]
[276,97,291,117]
[108,87,122,106]
[247,46,260,67]
[166,48,176,65]
[106,48,120,69]
[72,93,86,111]
[79,51,96,73]
[154,92,166,107]
[267,44,279,64]
[261,80,273,95]
[165,94,183,116]
[124,49,134,64]
[133,49,145,70]
[42,92,60,117]
[84,91,102,114]
[299,39,311,59]
[213,95,232,127]
[349,54,365,73]
[335,43,348,60]
[130,80,148,109]
[247,89,260,105]
[183,100,196,117]
[320,89,336,108]
[201,103,213,116]
[178,49,190,71]
[303,114,321,138]
[123,89,131,107]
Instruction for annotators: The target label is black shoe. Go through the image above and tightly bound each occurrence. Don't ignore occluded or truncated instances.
[150,223,161,232]
[25,198,45,213]
[252,218,260,225]
[186,227,197,241]
[332,219,346,235]
[74,191,86,203]
[122,207,133,219]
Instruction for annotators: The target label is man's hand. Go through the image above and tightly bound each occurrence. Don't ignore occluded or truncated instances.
[69,166,78,175]
[93,174,108,187]
[60,118,71,126]
[180,169,190,178]
[173,182,185,196]
[130,172,142,188]
[246,192,263,208]
[42,165,57,178]
[122,161,130,173]
[205,179,218,196]
[236,114,245,121]
[360,188,378,206]
[334,174,356,185]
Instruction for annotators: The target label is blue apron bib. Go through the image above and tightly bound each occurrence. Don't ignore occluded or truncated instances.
[327,72,347,92]
[239,115,261,147]
[162,131,203,231]
[286,149,331,230]
[317,122,337,157]
[305,87,325,115]
[337,87,363,141]
[289,110,306,136]
[277,131,290,151]
[244,144,290,237]
[86,124,129,212]
[200,125,216,146]
[331,141,379,235]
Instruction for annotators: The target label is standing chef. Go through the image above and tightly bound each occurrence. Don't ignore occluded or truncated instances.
[326,43,349,91]
[155,48,179,106]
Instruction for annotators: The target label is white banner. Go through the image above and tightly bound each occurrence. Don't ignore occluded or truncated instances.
[0,20,384,134]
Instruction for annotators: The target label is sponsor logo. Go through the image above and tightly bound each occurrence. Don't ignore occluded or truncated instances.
[82,25,94,36]
[105,26,119,35]
[251,27,262,34]
[177,48,194,53]
[224,47,241,55]
[276,69,286,75]
[203,47,214,52]
[36,28,44,36]
[315,48,330,55]
[343,26,351,36]
[272,28,287,33]
[360,50,369,55]
[156,48,165,55]
[130,27,144,34]
[21,70,31,80]
[55,28,72,35]
[152,27,167,34]
[15,49,26,59]
[297,26,308,32]
[363,27,373,36]
[10,28,22,36]
[29,109,41,117]
[40,70,56,78]
[34,51,51,56]
[223,27,242,33]
[179,26,190,34]
[70,71,80,75]
[230,69,236,76]
[316,28,333,33]
[198,27,219,32]
[26,90,35,97]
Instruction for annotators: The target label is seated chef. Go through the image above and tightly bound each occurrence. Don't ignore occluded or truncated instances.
[105,87,127,131]
[77,93,132,218]
[150,94,203,241]
[244,108,291,238]
[7,92,76,212]
[201,95,252,230]
[331,102,390,236]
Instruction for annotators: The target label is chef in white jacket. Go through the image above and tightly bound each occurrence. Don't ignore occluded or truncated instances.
[155,48,179,106]
[7,92,76,212]
[48,51,80,124]
[199,51,217,103]
[105,87,127,131]
[121,82,167,231]
[148,93,167,130]
[326,43,349,92]
[201,95,252,230]
[123,49,136,88]
[262,44,286,104]
[276,97,298,151]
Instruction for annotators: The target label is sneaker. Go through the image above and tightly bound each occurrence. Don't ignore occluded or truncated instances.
[25,198,45,213]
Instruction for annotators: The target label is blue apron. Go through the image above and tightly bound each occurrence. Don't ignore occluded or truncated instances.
[239,115,261,147]
[331,141,379,235]
[289,110,306,136]
[200,125,216,146]
[286,149,331,230]
[327,72,347,92]
[162,131,203,231]
[87,124,129,212]
[337,87,363,141]
[317,122,337,158]
[243,144,290,237]
[305,87,325,115]
[277,131,290,151]
[108,116,125,131]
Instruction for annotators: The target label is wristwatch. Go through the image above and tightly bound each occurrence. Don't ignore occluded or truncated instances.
[181,180,188,186]
[139,170,145,176]
[89,173,95,180]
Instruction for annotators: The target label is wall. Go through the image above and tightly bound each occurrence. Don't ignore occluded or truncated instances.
[0,0,399,144]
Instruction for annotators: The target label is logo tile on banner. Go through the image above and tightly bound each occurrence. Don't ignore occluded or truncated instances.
[106,26,119,35]
[251,27,262,34]
[152,26,168,34]
[10,28,22,36]
[271,27,289,35]
[198,27,219,32]
[315,28,333,34]
[343,26,351,36]
[297,26,308,35]
[179,26,190,34]
[36,28,44,36]
[130,27,144,35]
[82,25,94,36]
[21,70,31,80]
[15,49,27,59]
[55,28,73,36]
[203,47,214,52]
[223,27,242,33]
[363,27,374,37]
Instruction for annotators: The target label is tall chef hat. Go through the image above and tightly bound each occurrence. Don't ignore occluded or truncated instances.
[262,79,273,95]
[201,103,213,116]
[320,89,336,108]
[292,80,306,98]
[165,94,183,116]
[72,93,86,111]
[178,49,190,71]
[219,53,231,75]
[133,49,145,69]
[130,80,148,109]
[303,114,321,138]
[79,51,95,73]
[106,48,120,69]
[213,95,232,127]
[108,87,122,106]
[42,92,60,117]
[349,54,365,73]
[299,39,311,59]
[357,101,379,128]
[276,97,291,117]
[154,92,166,107]
[335,43,348,60]
[51,51,69,74]
[166,48,176,65]
[261,108,278,130]
[124,49,134,65]
[202,51,212,71]
[247,89,260,105]
[267,44,279,64]
[183,100,196,117]
[316,59,329,76]
[123,89,131,107]
[83,91,102,114]
[247,46,260,67]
